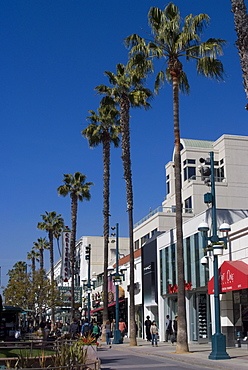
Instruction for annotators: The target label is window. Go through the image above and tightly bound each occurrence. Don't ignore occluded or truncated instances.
[134,240,139,250]
[166,174,170,194]
[184,166,196,181]
[183,159,196,165]
[214,167,225,182]
[141,233,149,246]
[151,228,157,237]
[184,196,192,213]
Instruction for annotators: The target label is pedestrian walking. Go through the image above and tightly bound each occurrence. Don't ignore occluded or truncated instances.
[150,321,159,347]
[171,316,178,344]
[69,318,80,339]
[144,316,152,341]
[119,318,127,339]
[92,322,100,341]
[81,319,92,337]
[111,319,116,337]
[165,314,172,342]
[105,320,112,347]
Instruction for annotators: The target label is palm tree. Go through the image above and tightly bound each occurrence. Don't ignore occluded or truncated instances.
[231,0,248,109]
[96,63,153,346]
[37,211,65,327]
[57,172,93,321]
[33,237,50,271]
[126,3,225,353]
[27,250,39,280]
[82,99,120,329]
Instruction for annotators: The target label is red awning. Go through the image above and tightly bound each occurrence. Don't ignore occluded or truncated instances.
[208,261,248,294]
[90,299,125,314]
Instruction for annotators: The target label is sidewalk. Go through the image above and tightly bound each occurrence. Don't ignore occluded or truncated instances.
[99,338,248,370]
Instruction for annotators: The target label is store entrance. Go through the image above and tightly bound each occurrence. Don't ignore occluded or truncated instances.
[233,289,248,339]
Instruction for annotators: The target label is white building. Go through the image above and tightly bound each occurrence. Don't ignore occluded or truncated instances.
[134,134,248,250]
[133,134,248,345]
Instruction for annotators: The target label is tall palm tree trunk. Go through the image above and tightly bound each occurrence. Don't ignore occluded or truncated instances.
[231,0,248,107]
[172,69,189,353]
[40,249,44,271]
[120,93,137,346]
[48,229,55,328]
[32,258,35,281]
[103,136,110,331]
[70,194,78,321]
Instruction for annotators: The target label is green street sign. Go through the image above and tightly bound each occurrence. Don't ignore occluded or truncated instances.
[58,287,82,305]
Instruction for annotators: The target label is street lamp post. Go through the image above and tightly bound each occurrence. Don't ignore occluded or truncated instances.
[198,151,230,360]
[111,223,126,344]
[82,244,96,322]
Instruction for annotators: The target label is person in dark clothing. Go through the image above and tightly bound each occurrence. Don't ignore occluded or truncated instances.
[165,315,172,342]
[69,318,80,338]
[81,319,92,337]
[144,316,152,341]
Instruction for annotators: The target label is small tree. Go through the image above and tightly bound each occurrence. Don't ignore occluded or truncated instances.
[4,262,30,308]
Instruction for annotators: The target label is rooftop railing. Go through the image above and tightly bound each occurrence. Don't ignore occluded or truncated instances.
[134,206,193,228]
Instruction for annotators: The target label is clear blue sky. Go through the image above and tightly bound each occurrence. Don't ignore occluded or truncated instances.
[1,0,247,287]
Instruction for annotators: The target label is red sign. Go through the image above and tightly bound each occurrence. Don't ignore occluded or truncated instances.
[168,281,192,294]
[208,261,248,294]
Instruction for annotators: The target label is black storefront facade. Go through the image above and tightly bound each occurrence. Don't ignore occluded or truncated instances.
[141,233,161,336]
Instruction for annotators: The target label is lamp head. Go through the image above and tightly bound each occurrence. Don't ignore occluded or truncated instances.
[201,256,208,265]
[219,222,231,233]
[198,222,209,232]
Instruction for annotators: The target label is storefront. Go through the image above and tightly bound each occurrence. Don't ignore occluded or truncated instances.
[90,299,127,324]
[208,260,248,343]
[0,306,24,339]
[141,235,160,333]
[158,231,210,343]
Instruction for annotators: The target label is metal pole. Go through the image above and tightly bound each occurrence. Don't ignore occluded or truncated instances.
[113,223,122,344]
[208,151,230,360]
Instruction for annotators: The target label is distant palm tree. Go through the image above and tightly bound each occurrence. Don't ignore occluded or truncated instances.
[231,0,248,109]
[96,63,152,346]
[126,2,225,352]
[33,237,50,270]
[37,211,65,326]
[82,99,120,327]
[27,250,39,280]
[57,172,93,321]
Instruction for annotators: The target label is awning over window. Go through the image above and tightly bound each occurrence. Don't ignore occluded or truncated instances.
[208,261,248,294]
[90,299,125,314]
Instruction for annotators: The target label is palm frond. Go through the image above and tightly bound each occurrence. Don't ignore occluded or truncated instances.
[155,70,165,94]
[197,57,225,81]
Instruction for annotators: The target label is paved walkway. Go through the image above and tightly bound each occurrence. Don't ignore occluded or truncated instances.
[98,338,248,370]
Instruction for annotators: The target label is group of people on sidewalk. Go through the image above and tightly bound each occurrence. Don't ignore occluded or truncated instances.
[69,318,101,341]
[145,315,178,346]
[104,318,127,347]
[68,317,129,347]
